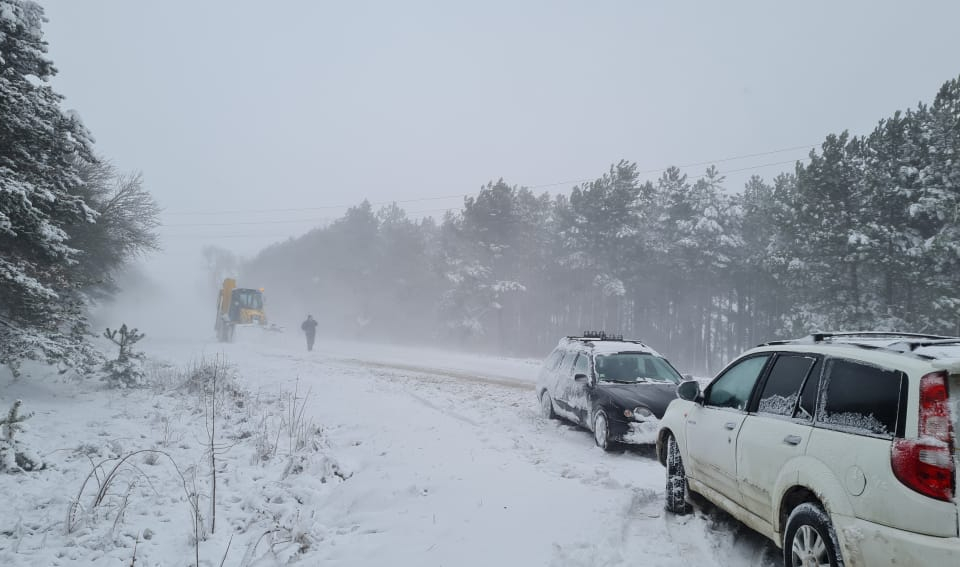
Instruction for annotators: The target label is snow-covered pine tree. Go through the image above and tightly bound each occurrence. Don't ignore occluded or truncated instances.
[729,175,786,351]
[436,180,551,352]
[0,399,42,472]
[859,109,929,330]
[101,324,146,388]
[0,0,100,377]
[370,203,440,337]
[786,132,868,330]
[557,162,643,334]
[917,76,960,334]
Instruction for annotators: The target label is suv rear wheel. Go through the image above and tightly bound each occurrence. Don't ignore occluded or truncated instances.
[783,502,842,567]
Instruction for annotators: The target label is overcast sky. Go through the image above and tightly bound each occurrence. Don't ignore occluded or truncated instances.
[38,0,960,267]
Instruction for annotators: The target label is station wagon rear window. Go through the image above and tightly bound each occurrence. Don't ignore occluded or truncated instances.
[817,359,905,438]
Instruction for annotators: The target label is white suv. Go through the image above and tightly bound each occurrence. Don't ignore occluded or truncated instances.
[657,332,960,567]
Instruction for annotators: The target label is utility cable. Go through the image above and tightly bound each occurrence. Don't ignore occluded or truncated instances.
[163,143,814,217]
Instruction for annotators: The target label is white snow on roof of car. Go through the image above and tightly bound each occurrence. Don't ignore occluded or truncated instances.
[559,337,662,356]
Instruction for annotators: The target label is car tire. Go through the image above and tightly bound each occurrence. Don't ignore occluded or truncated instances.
[783,502,843,567]
[664,433,692,514]
[540,391,556,419]
[593,410,614,451]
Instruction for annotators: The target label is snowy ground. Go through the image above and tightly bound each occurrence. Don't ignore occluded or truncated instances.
[1,331,779,566]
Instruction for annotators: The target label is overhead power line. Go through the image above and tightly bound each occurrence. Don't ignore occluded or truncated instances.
[161,205,458,228]
[161,155,809,229]
[164,193,472,216]
[523,144,813,188]
[163,143,814,217]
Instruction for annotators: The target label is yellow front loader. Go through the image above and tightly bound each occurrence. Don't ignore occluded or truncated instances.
[214,278,272,342]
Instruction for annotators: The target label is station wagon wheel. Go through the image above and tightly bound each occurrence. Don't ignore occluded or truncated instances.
[784,502,842,567]
[540,391,556,419]
[593,410,613,451]
[664,433,691,514]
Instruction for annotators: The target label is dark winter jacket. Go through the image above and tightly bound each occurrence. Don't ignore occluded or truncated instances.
[301,317,318,335]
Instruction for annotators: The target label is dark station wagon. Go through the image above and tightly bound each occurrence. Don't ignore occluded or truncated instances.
[537,332,685,450]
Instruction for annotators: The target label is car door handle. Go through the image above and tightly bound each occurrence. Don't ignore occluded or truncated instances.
[724,422,736,430]
[783,435,802,446]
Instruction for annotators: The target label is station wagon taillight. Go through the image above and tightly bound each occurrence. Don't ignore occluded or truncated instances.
[891,371,956,502]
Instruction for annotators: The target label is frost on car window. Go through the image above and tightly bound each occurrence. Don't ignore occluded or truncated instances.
[818,411,890,436]
[758,393,799,416]
[756,355,815,417]
[817,359,903,438]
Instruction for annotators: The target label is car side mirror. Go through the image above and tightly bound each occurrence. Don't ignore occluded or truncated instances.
[574,373,588,383]
[677,380,702,403]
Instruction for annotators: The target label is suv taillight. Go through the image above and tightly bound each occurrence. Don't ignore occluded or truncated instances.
[891,371,955,502]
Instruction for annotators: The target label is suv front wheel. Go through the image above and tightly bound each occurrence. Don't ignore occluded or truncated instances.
[664,433,692,514]
[783,502,842,567]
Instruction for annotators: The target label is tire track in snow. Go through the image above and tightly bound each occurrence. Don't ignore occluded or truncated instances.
[353,362,719,566]
[342,358,534,390]
[253,344,780,566]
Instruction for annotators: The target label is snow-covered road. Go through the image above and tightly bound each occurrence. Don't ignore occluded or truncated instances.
[2,334,779,566]
[159,334,780,566]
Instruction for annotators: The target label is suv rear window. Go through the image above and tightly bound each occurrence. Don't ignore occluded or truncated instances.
[817,358,905,438]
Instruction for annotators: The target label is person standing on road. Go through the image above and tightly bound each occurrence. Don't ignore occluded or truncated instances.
[301,314,318,351]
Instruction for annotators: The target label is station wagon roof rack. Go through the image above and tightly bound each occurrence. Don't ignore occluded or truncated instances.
[567,331,649,348]
[580,331,623,341]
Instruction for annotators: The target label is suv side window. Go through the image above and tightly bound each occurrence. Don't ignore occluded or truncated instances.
[573,353,590,377]
[817,358,905,438]
[756,354,817,417]
[795,359,822,420]
[705,355,770,410]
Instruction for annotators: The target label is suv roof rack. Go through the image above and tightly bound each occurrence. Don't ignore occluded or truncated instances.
[758,332,960,360]
[760,331,955,347]
[885,338,960,352]
[807,331,956,343]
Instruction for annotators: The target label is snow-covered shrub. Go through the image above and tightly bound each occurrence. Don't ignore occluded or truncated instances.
[252,414,279,464]
[100,324,146,388]
[0,400,43,473]
[281,452,350,482]
[180,357,242,403]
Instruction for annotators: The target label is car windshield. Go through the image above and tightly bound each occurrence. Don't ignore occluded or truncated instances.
[594,353,682,384]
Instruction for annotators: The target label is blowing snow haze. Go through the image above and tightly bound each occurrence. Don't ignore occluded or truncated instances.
[6,1,960,565]
[22,0,960,367]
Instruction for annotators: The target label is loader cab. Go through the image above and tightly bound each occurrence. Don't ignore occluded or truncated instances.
[231,288,264,311]
[229,288,265,324]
